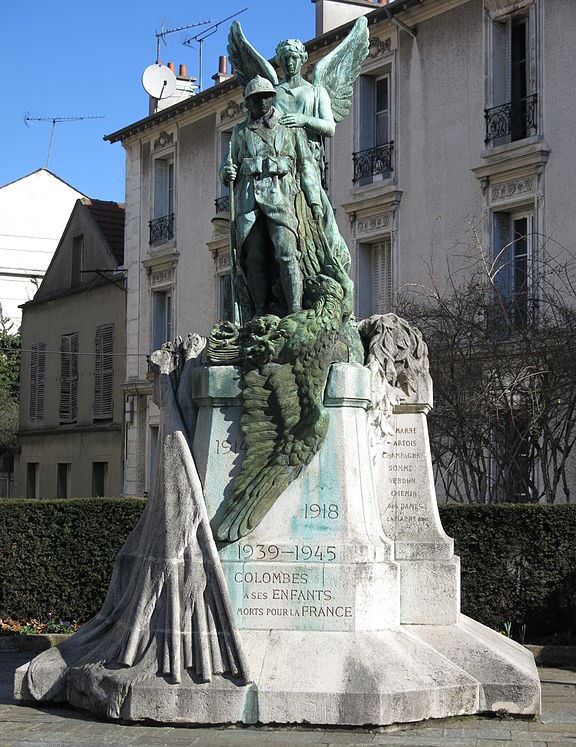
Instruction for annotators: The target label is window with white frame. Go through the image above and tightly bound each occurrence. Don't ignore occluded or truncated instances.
[357,238,393,318]
[94,324,114,420]
[152,289,173,350]
[59,333,79,423]
[486,9,538,144]
[492,210,534,331]
[355,73,393,185]
[150,157,175,244]
[29,340,46,423]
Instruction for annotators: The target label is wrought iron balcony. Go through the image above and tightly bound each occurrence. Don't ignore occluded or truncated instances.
[149,213,174,245]
[352,142,394,184]
[215,195,230,214]
[484,94,538,144]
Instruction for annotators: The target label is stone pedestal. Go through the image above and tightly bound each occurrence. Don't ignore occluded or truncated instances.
[377,403,460,624]
[14,361,541,726]
[192,363,399,633]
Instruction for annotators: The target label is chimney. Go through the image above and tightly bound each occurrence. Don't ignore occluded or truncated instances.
[315,0,375,36]
[167,62,175,73]
[178,63,188,78]
[212,55,233,85]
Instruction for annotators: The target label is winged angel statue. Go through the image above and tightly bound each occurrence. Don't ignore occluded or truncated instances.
[227,17,370,271]
[210,20,370,541]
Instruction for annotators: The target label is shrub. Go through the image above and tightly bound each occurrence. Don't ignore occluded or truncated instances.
[440,503,576,640]
[0,498,145,623]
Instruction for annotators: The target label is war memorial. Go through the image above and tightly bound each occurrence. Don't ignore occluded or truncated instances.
[14,17,541,727]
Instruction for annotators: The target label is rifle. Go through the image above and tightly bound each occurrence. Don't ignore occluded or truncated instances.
[227,143,242,326]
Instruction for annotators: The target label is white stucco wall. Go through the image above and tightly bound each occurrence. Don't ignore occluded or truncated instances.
[0,169,84,330]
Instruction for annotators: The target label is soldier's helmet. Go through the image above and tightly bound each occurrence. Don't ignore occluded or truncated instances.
[244,75,276,99]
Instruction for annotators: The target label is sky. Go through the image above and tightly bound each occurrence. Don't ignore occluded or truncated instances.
[1,1,315,203]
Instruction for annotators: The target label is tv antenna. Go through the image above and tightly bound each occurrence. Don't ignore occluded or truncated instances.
[155,19,211,63]
[24,113,105,168]
[183,9,248,92]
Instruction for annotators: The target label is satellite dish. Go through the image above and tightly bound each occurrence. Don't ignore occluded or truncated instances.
[142,64,177,99]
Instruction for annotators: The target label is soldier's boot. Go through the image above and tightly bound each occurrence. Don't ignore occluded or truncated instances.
[280,259,303,314]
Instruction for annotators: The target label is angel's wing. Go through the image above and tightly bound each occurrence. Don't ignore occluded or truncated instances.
[312,16,370,123]
[228,21,279,89]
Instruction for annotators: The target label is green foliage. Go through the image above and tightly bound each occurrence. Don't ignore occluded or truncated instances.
[440,503,576,638]
[0,330,20,401]
[0,322,20,453]
[0,499,574,640]
[0,498,146,622]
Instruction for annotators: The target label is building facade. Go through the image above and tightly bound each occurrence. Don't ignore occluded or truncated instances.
[15,198,126,499]
[105,0,576,496]
[0,168,85,330]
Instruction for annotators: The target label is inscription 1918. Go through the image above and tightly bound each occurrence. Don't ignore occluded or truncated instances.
[303,503,339,519]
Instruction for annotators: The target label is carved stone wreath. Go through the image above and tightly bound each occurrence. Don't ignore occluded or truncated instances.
[153,131,174,150]
[356,212,393,235]
[368,36,392,60]
[490,177,535,202]
[220,100,245,122]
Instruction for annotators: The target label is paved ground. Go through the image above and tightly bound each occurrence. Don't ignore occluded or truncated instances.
[1,653,575,746]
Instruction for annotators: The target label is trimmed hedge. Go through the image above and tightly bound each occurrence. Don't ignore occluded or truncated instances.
[0,498,146,623]
[0,499,574,640]
[439,503,576,639]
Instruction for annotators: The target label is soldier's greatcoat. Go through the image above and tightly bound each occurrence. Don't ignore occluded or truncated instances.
[223,107,322,249]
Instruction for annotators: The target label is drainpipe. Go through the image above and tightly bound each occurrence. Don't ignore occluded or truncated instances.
[384,6,417,38]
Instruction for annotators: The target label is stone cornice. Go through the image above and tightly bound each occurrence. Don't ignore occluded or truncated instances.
[471,139,550,181]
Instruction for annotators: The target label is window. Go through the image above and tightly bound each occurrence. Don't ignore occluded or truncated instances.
[26,463,39,499]
[354,74,393,185]
[486,12,537,144]
[147,425,159,494]
[56,463,71,499]
[150,157,175,245]
[71,235,84,286]
[92,462,108,497]
[218,272,233,322]
[152,290,173,350]
[29,341,46,422]
[94,324,114,420]
[492,211,533,332]
[357,239,393,318]
[59,333,79,423]
[491,415,534,503]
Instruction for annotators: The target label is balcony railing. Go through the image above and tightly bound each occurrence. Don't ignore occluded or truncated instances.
[352,142,394,184]
[149,213,174,245]
[215,195,230,214]
[484,94,538,144]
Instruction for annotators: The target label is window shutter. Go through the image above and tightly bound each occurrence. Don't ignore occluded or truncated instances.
[94,324,114,420]
[371,240,393,315]
[70,333,79,421]
[493,212,513,301]
[492,19,510,107]
[154,160,169,219]
[59,335,71,422]
[359,75,376,152]
[29,341,46,422]
[59,333,79,423]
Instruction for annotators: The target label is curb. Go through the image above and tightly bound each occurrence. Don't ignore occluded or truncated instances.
[525,644,576,667]
[0,634,69,654]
